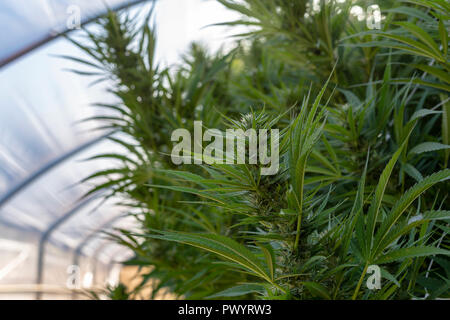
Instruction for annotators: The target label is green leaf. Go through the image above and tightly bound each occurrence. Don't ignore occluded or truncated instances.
[375,246,449,264]
[375,169,450,252]
[206,283,266,298]
[302,282,331,300]
[438,19,448,57]
[374,210,450,257]
[380,267,400,287]
[341,152,368,259]
[393,22,442,58]
[258,244,276,281]
[409,142,450,155]
[385,7,435,23]
[374,32,443,61]
[144,231,273,283]
[441,94,450,166]
[414,64,450,85]
[422,210,450,221]
[410,109,442,122]
[391,170,450,224]
[403,163,423,182]
[366,141,408,250]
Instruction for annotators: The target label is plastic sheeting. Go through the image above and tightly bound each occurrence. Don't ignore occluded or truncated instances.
[0,0,244,299]
[0,0,146,68]
[0,0,143,299]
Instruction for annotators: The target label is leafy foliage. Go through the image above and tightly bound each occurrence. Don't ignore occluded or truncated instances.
[65,0,449,300]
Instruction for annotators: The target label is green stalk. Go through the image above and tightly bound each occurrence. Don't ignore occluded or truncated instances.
[441,93,449,167]
[333,272,345,299]
[293,161,306,252]
[352,263,369,300]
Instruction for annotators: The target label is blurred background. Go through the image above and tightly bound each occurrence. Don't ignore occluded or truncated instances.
[0,0,244,300]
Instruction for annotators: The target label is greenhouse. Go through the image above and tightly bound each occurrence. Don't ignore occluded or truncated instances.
[0,0,449,301]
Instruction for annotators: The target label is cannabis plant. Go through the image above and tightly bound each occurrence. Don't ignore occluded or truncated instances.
[65,0,449,299]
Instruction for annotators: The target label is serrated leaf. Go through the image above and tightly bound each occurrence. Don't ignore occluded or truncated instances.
[403,163,423,182]
[438,19,448,56]
[393,22,442,58]
[375,246,449,264]
[409,142,450,155]
[410,109,442,122]
[144,231,273,283]
[374,169,450,253]
[366,141,408,250]
[414,64,450,85]
[206,283,266,298]
[258,244,276,281]
[302,282,331,300]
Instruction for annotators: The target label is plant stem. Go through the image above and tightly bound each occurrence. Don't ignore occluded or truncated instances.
[293,161,306,252]
[352,263,369,300]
